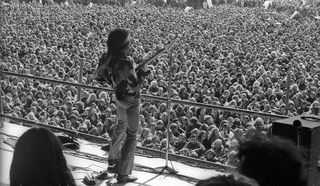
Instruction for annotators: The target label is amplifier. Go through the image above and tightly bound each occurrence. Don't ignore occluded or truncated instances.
[272,115,320,186]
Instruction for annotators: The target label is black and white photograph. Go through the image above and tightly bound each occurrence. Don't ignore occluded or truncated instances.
[0,0,320,185]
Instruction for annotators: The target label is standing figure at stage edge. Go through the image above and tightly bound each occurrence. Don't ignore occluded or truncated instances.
[96,29,150,183]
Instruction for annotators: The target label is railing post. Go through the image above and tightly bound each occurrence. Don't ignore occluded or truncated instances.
[77,58,84,101]
[165,51,173,167]
[0,66,4,128]
[285,65,290,115]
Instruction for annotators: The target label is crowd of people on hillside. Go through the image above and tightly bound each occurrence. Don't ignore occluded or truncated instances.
[1,2,320,165]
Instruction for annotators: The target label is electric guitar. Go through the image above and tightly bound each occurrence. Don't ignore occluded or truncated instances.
[96,37,178,85]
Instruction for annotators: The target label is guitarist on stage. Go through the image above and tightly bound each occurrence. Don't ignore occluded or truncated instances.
[96,28,150,183]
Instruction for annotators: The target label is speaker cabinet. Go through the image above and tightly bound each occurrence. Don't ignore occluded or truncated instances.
[272,115,320,186]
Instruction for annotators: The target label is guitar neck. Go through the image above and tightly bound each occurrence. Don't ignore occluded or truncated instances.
[137,49,166,69]
[137,37,178,69]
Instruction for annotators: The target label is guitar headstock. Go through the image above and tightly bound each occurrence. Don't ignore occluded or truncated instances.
[163,36,178,52]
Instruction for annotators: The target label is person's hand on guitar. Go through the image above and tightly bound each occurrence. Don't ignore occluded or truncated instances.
[136,63,151,84]
[140,62,149,72]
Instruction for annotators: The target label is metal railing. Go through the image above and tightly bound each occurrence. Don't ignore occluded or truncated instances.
[1,70,289,120]
[0,68,289,172]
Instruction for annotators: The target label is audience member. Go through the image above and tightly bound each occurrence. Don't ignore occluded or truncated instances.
[10,127,76,186]
[237,135,307,186]
[196,174,259,186]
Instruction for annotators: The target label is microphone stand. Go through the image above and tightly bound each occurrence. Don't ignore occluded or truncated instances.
[0,66,4,129]
[154,48,178,174]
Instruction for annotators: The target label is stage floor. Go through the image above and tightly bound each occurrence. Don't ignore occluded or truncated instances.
[0,122,224,186]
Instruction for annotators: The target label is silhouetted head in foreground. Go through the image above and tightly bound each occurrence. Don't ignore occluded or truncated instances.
[237,135,307,186]
[196,174,259,186]
[10,127,76,186]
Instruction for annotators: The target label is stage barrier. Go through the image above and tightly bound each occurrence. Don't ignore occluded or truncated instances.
[0,68,289,172]
[1,70,289,120]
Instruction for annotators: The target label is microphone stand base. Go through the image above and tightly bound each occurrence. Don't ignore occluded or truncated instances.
[154,166,178,174]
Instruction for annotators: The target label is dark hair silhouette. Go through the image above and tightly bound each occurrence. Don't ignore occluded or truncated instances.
[107,28,129,55]
[196,174,259,186]
[103,28,130,77]
[10,127,76,186]
[237,135,307,186]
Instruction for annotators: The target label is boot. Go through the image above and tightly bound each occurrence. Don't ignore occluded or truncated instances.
[117,175,138,183]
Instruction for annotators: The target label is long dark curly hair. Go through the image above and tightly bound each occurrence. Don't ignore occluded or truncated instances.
[10,127,76,186]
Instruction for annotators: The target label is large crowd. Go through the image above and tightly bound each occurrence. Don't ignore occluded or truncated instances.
[1,2,320,165]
